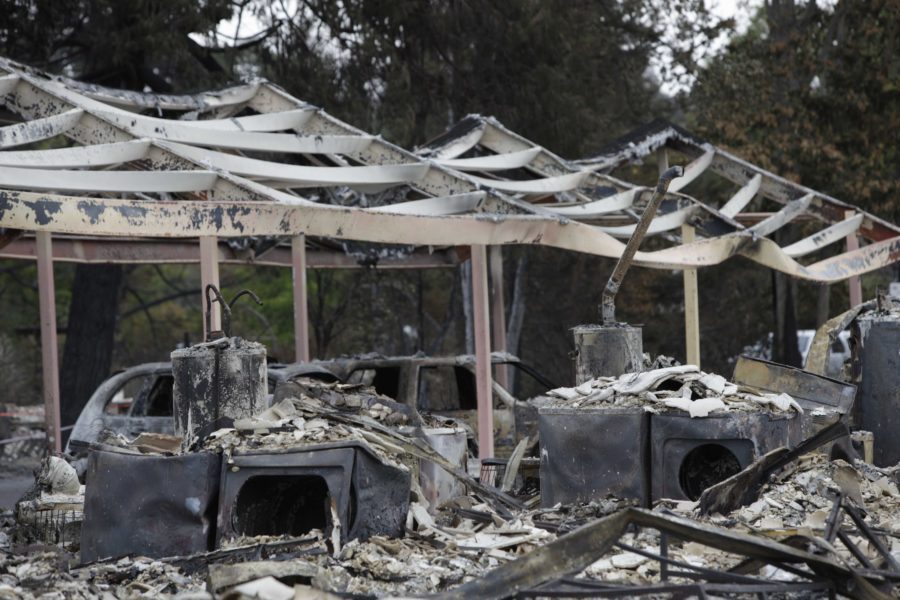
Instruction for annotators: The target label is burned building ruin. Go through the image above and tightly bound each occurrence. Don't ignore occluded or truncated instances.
[1,56,899,599]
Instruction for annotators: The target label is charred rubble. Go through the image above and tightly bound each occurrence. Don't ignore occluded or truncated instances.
[4,369,900,598]
[4,298,900,599]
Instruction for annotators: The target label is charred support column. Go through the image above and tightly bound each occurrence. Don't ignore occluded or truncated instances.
[489,246,509,390]
[171,337,267,450]
[681,224,701,367]
[665,148,701,367]
[845,211,863,307]
[36,231,61,453]
[199,236,220,339]
[471,245,494,459]
[292,235,310,362]
[575,166,684,383]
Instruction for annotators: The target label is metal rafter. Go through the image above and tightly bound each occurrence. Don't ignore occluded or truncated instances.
[0,57,895,283]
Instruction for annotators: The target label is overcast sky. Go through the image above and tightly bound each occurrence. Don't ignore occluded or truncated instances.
[653,0,763,94]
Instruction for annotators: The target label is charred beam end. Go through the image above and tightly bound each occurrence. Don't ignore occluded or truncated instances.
[601,166,684,325]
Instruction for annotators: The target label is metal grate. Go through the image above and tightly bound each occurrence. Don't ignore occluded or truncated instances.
[479,458,508,488]
[28,508,83,550]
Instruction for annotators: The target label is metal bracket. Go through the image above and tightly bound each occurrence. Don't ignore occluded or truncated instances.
[601,166,684,325]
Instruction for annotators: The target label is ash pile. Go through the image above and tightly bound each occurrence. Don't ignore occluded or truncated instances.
[537,363,804,414]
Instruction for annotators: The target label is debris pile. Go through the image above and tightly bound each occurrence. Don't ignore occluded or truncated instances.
[541,364,803,417]
[6,366,900,598]
[200,397,397,458]
[13,457,84,552]
[200,378,450,472]
[0,545,206,598]
[728,455,900,536]
[4,446,900,597]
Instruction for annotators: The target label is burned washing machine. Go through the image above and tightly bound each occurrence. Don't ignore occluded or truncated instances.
[81,448,223,562]
[650,409,802,502]
[80,441,410,562]
[80,287,410,562]
[538,406,801,507]
[539,407,649,507]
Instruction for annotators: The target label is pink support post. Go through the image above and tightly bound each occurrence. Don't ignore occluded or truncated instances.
[845,212,863,307]
[489,246,509,390]
[292,235,310,362]
[471,245,494,459]
[36,231,62,453]
[199,236,220,339]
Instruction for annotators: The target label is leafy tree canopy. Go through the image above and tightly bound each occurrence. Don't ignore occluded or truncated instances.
[690,0,900,219]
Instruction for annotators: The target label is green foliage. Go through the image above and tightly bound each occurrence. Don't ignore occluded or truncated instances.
[0,0,234,91]
[689,0,900,220]
[0,261,73,404]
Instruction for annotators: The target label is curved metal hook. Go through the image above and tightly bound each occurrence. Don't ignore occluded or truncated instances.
[223,289,263,338]
[204,286,263,340]
[229,289,263,309]
[205,284,228,341]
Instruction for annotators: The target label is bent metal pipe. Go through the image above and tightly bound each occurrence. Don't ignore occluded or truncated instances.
[601,165,684,325]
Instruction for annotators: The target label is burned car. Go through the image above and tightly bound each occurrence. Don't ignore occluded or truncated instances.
[67,352,554,458]
[65,361,338,457]
[315,351,557,452]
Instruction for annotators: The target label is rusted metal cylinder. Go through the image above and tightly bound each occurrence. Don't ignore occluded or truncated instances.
[573,324,643,384]
[171,337,267,449]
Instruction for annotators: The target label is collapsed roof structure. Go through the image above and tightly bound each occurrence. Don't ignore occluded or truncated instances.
[419,114,900,278]
[0,56,897,454]
[4,56,900,599]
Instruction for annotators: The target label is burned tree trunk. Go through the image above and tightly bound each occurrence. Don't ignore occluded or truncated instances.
[766,1,808,369]
[60,264,123,427]
[461,262,474,355]
[771,267,801,367]
[505,254,528,393]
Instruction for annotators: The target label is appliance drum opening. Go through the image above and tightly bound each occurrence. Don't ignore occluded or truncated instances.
[678,443,742,501]
[233,475,330,537]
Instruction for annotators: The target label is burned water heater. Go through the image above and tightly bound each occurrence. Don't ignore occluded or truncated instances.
[171,286,267,449]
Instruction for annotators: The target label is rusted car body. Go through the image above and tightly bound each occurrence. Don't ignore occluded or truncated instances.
[66,352,553,457]
[315,352,556,452]
[65,362,338,456]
